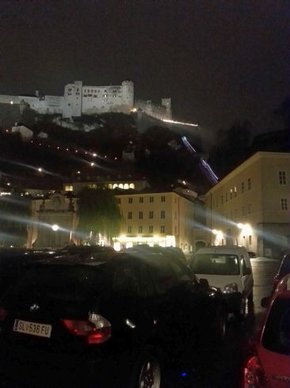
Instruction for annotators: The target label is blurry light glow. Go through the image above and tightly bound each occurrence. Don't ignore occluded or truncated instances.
[162,119,198,127]
[51,224,59,231]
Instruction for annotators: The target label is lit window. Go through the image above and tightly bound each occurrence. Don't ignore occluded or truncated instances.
[281,198,288,210]
[241,182,245,193]
[279,171,287,185]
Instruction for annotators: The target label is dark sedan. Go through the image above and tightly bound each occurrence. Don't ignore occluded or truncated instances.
[0,248,227,388]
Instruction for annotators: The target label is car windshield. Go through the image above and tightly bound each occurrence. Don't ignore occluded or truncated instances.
[262,297,290,355]
[192,253,240,275]
[3,264,108,309]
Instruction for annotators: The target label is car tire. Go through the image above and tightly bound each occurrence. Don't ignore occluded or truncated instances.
[213,304,227,342]
[131,351,162,388]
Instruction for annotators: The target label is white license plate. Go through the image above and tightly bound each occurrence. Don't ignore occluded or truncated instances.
[13,319,52,338]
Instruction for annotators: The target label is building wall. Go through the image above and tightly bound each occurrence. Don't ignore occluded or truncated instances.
[114,191,197,253]
[28,193,78,248]
[0,80,172,122]
[205,152,290,258]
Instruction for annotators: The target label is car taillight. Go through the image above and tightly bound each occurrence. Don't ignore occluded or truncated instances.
[61,313,111,345]
[244,356,266,387]
[0,307,8,321]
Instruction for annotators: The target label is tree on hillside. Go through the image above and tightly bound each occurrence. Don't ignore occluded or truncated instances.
[77,188,122,245]
[208,121,252,178]
[274,96,290,129]
[0,193,30,247]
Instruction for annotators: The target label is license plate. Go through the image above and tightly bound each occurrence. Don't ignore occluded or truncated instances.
[13,319,52,338]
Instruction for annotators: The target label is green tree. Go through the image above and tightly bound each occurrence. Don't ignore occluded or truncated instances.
[77,188,122,245]
[0,194,30,247]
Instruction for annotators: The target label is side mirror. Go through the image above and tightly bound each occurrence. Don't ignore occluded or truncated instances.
[261,296,270,308]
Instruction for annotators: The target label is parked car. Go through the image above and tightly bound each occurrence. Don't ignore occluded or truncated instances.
[243,273,290,387]
[0,248,56,297]
[190,245,254,319]
[0,248,227,388]
[272,249,290,293]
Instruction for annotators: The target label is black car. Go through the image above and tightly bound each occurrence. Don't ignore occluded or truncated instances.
[0,248,226,388]
[0,248,56,297]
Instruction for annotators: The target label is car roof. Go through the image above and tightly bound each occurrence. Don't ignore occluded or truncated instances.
[272,273,290,298]
[195,245,248,255]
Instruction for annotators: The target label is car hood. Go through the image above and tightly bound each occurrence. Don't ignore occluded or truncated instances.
[195,274,243,292]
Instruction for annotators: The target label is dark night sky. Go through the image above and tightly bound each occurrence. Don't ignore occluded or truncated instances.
[0,0,289,134]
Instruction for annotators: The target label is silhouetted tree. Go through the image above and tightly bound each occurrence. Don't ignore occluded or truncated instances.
[77,188,121,245]
[274,96,290,129]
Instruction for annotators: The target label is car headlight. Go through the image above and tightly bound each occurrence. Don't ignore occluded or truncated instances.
[223,283,238,294]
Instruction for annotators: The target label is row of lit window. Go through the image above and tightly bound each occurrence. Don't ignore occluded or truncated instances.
[216,171,287,208]
[223,198,288,220]
[117,196,166,204]
[127,225,166,234]
[127,210,166,219]
[83,94,122,98]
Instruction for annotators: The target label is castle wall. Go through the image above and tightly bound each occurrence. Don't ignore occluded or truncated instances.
[0,80,171,122]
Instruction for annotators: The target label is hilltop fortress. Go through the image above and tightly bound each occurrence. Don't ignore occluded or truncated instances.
[0,80,172,122]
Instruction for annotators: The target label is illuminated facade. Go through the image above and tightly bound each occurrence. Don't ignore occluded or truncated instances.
[0,80,172,121]
[113,190,205,254]
[205,152,290,258]
[28,193,78,248]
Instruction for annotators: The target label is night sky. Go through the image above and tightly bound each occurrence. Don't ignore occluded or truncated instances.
[0,0,289,133]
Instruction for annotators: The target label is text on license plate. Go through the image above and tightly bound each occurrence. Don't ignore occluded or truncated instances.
[13,319,52,338]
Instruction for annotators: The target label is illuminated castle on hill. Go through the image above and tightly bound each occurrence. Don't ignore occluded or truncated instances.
[0,80,172,121]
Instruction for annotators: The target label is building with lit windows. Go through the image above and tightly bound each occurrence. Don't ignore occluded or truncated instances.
[0,80,172,121]
[113,190,206,254]
[205,152,290,258]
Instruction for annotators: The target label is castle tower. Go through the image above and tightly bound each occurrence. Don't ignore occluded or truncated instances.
[161,98,172,120]
[63,81,83,118]
[121,80,134,112]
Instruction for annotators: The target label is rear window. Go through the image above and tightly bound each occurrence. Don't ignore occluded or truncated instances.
[3,265,109,308]
[192,253,240,275]
[262,297,290,355]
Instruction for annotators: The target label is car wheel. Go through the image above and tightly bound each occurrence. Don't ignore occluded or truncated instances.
[214,305,227,342]
[133,352,162,388]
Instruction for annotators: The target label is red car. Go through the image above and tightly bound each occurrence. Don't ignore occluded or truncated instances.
[243,273,290,387]
[272,250,290,293]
